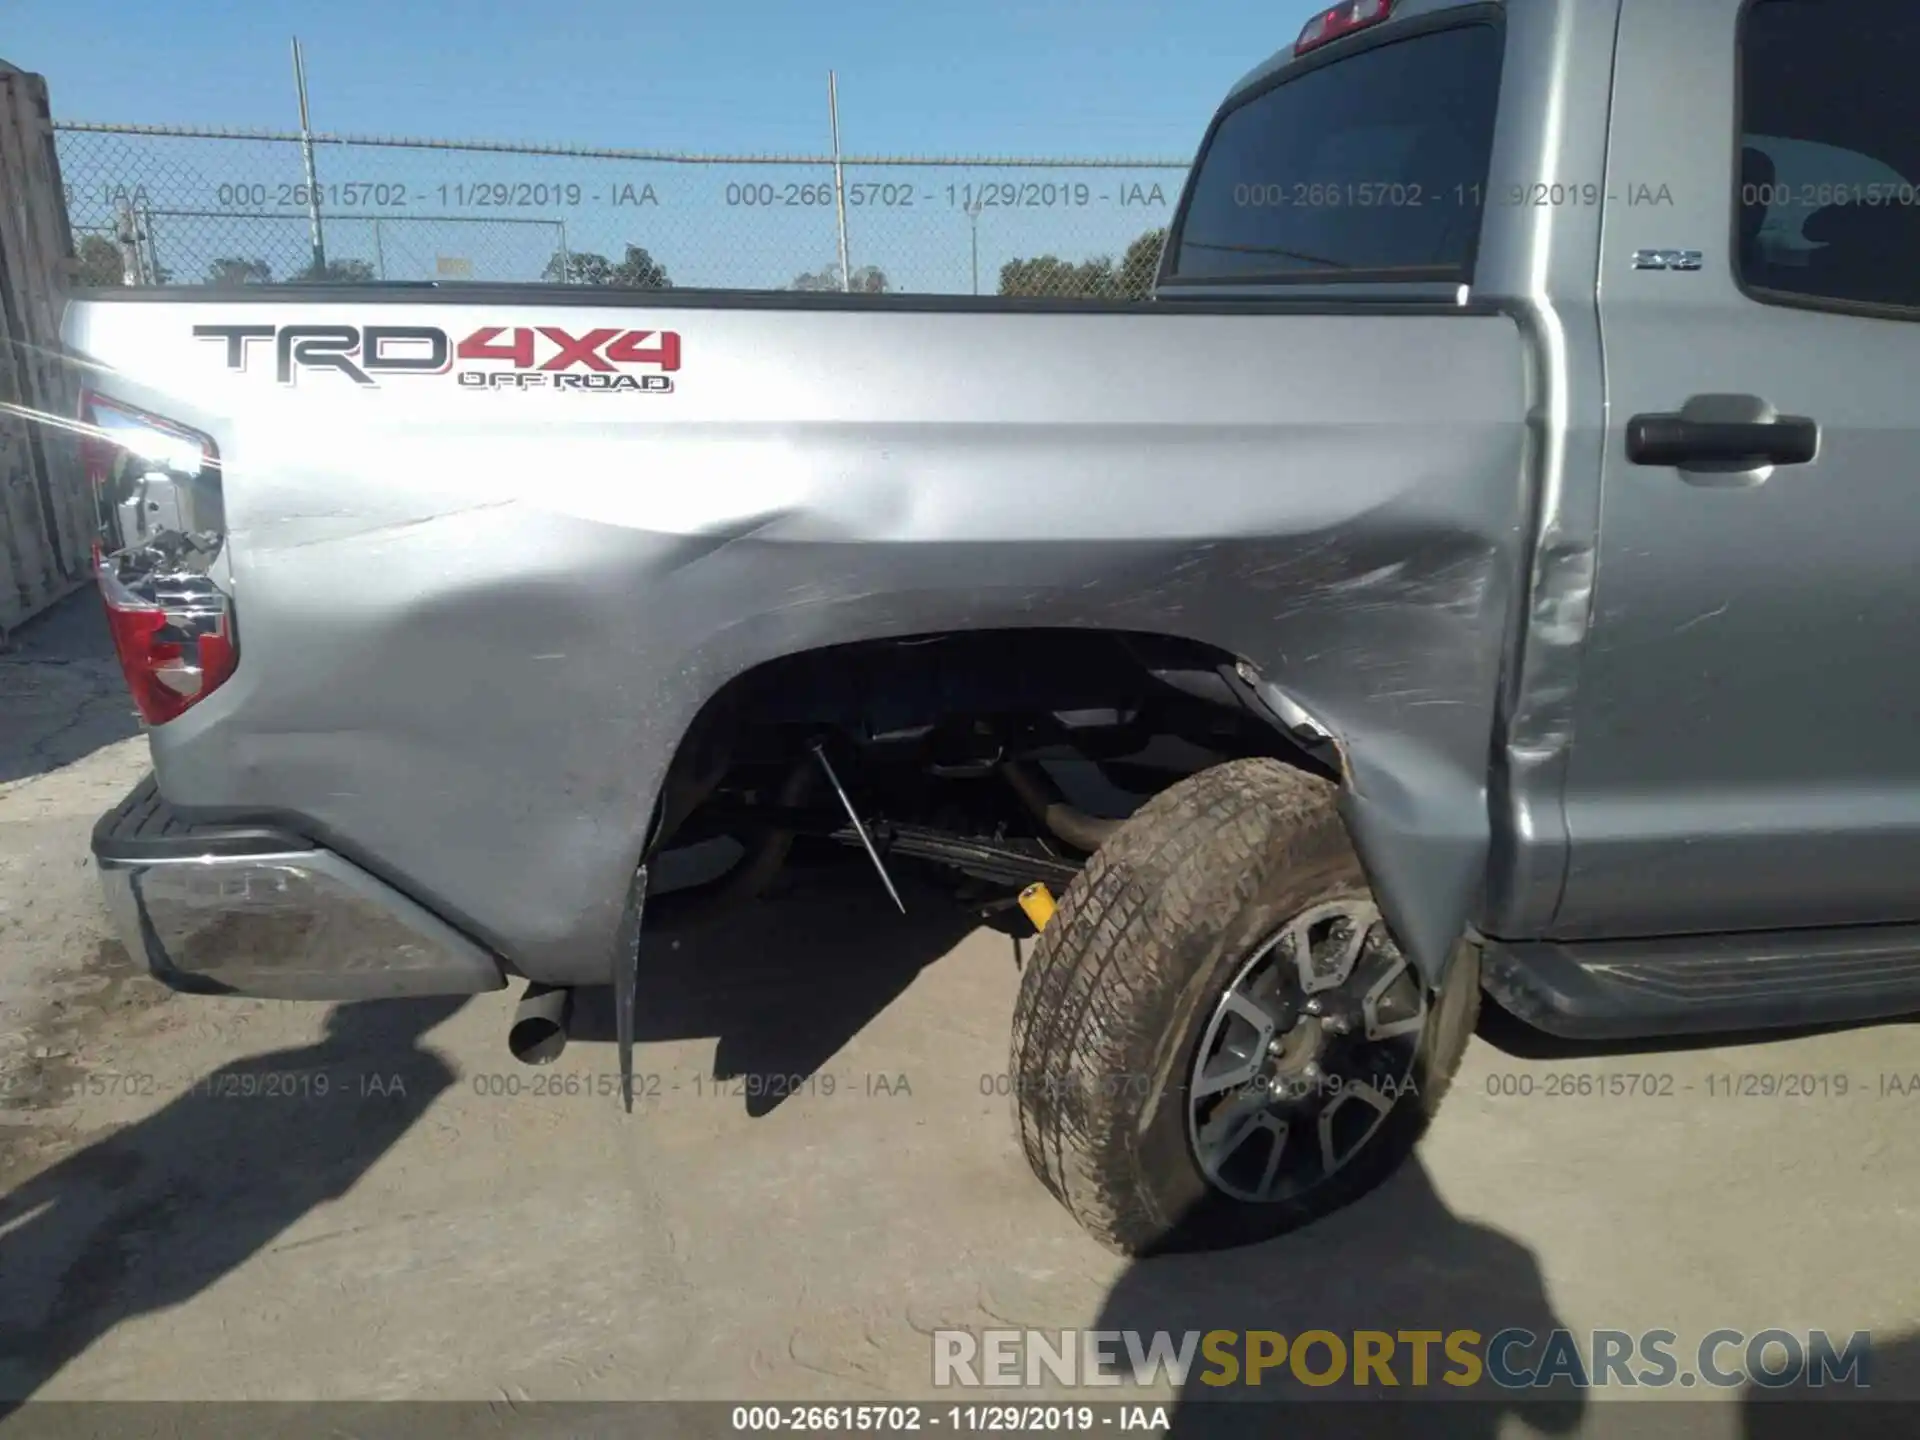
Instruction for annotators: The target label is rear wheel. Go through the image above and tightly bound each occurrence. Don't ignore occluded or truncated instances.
[1009,757,1478,1254]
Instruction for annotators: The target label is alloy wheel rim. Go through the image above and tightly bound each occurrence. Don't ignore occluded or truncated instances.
[1186,897,1427,1204]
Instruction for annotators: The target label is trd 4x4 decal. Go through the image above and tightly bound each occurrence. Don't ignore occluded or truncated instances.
[193,322,681,394]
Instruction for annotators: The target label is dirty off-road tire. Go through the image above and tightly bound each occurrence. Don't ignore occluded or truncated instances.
[1009,758,1478,1255]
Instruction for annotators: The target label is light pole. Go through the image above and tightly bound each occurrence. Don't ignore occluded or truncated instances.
[828,71,851,292]
[966,196,983,295]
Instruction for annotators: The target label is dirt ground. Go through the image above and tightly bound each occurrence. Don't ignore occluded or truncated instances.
[1,591,1916,1436]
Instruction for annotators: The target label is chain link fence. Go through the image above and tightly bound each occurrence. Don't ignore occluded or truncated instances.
[55,124,1190,299]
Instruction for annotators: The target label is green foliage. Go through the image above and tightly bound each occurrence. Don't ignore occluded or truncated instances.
[790,262,890,293]
[997,253,1110,297]
[71,233,174,286]
[292,257,376,283]
[1116,228,1167,299]
[543,244,672,289]
[73,235,125,286]
[205,256,273,287]
[998,227,1167,299]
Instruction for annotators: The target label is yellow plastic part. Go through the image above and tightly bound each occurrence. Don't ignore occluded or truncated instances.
[1017,882,1057,933]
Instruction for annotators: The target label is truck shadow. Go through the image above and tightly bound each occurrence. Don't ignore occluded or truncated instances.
[565,855,994,1116]
[1091,1160,1589,1438]
[0,588,142,786]
[0,996,464,1409]
[1742,1329,1920,1436]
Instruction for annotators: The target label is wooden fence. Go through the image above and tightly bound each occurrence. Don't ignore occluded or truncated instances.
[0,60,90,640]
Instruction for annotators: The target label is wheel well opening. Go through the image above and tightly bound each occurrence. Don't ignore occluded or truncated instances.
[641,629,1337,922]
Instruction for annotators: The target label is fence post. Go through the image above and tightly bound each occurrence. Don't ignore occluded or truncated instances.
[372,216,385,279]
[966,196,982,295]
[557,218,571,284]
[291,37,326,275]
[138,198,160,282]
[114,196,141,284]
[827,71,850,292]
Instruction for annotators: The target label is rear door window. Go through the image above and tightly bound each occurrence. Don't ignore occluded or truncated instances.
[1168,22,1503,285]
[1738,0,1920,314]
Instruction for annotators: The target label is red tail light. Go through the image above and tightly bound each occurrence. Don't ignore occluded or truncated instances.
[99,568,239,726]
[81,390,236,726]
[1296,0,1394,55]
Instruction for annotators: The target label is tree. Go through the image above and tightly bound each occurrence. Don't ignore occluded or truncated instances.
[544,249,611,285]
[205,256,273,287]
[73,225,173,285]
[790,262,890,293]
[997,253,1112,298]
[997,227,1167,299]
[292,257,376,283]
[609,245,671,289]
[1115,228,1167,300]
[543,244,672,289]
[73,235,125,287]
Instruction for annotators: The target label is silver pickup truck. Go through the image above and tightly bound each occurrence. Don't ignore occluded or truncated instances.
[64,0,1920,1254]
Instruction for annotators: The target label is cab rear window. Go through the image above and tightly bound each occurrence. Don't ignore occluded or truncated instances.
[1169,22,1503,285]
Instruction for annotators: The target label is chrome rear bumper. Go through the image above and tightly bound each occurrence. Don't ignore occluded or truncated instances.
[93,776,506,1000]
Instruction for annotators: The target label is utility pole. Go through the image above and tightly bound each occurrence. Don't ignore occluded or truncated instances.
[828,71,851,292]
[292,37,326,276]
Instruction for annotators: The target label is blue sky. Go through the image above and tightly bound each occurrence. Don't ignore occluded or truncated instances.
[10,0,1326,291]
[12,0,1319,156]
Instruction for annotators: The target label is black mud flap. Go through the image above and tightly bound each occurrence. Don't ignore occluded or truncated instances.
[612,865,649,1112]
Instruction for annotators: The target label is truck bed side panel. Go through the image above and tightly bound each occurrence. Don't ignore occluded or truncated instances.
[63,298,1530,983]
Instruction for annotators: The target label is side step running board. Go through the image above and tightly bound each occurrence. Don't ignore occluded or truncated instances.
[1481,924,1920,1040]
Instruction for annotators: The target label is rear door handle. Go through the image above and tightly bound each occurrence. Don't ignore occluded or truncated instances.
[1626,412,1819,468]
